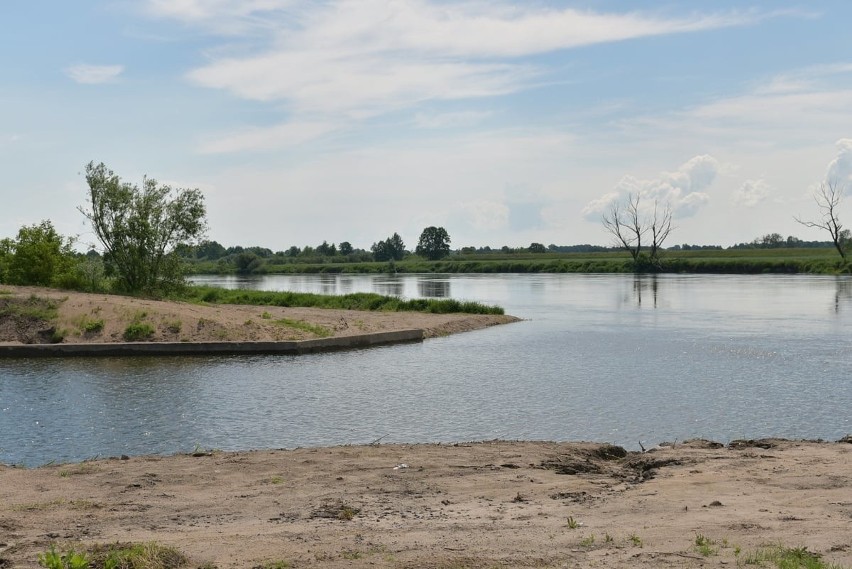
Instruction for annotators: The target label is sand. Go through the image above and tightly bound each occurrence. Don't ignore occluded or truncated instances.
[0,439,850,568]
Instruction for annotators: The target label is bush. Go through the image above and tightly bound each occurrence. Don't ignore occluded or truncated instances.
[123,322,154,341]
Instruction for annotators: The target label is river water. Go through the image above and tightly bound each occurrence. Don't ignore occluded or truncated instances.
[1,273,850,466]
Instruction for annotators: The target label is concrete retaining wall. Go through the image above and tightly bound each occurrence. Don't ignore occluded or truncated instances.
[0,329,424,358]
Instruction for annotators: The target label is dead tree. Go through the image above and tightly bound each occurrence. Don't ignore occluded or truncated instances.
[795,181,849,260]
[602,193,673,268]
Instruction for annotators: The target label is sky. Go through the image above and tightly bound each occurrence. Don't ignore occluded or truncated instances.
[2,1,852,252]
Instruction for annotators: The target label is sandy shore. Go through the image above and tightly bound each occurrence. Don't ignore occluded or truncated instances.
[1,439,850,568]
[0,286,519,346]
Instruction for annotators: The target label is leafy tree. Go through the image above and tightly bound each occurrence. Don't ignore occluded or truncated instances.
[316,240,336,256]
[338,241,353,256]
[80,162,207,294]
[234,252,263,274]
[4,220,78,286]
[372,233,405,261]
[285,246,301,257]
[528,242,546,253]
[415,226,451,260]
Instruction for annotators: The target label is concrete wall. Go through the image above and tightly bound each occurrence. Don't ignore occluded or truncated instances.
[0,329,424,358]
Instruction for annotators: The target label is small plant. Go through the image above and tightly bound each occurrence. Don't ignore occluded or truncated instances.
[88,541,187,569]
[628,533,643,547]
[694,534,717,557]
[59,470,69,478]
[50,328,68,343]
[604,533,614,544]
[580,534,596,547]
[341,550,362,560]
[261,311,272,319]
[512,492,527,503]
[338,505,359,521]
[268,476,284,485]
[164,320,182,333]
[78,316,105,334]
[566,516,580,529]
[38,546,89,569]
[273,318,332,338]
[123,321,154,341]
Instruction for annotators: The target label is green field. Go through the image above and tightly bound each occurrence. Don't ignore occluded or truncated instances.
[189,247,851,276]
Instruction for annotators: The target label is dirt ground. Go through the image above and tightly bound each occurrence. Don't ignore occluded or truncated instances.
[0,439,850,568]
[0,286,518,345]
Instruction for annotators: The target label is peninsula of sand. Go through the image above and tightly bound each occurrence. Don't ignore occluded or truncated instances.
[0,285,518,355]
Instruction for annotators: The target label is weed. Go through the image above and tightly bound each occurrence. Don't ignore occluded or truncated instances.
[50,328,68,343]
[268,476,284,485]
[580,535,596,547]
[164,320,182,333]
[273,318,332,338]
[59,470,69,478]
[341,550,362,560]
[88,541,187,569]
[739,544,844,569]
[512,492,527,503]
[628,533,643,547]
[734,545,742,557]
[38,546,89,569]
[604,533,614,544]
[694,534,717,557]
[338,505,359,521]
[123,322,154,341]
[77,316,105,334]
[566,516,580,529]
[243,319,254,326]
[261,311,272,319]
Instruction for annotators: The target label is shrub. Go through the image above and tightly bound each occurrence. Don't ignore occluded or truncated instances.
[123,322,154,341]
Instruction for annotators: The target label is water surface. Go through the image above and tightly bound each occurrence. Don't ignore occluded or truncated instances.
[1,273,850,466]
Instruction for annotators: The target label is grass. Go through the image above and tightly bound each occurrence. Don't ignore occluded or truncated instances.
[0,294,61,321]
[273,318,332,337]
[123,321,154,341]
[77,315,105,334]
[180,286,505,315]
[123,310,154,341]
[738,545,847,569]
[695,534,718,557]
[566,516,580,529]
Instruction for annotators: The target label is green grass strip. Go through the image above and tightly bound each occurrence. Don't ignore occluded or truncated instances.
[180,286,505,315]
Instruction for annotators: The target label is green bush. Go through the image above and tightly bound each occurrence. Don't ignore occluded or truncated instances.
[123,322,154,341]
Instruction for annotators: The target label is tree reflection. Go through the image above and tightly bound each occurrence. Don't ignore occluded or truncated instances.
[834,277,852,313]
[418,278,450,298]
[632,274,659,308]
[373,276,404,297]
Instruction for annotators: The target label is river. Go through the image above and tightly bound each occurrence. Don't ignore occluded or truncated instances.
[1,273,850,466]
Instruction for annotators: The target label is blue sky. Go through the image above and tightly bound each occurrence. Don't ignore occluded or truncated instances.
[2,1,852,251]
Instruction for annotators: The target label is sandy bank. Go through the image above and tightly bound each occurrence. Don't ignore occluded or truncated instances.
[1,439,850,568]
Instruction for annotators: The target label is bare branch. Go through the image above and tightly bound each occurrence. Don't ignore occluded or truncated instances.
[794,180,848,260]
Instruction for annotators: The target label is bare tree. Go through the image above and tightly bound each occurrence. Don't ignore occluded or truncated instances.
[648,200,674,263]
[602,193,674,268]
[795,181,849,260]
[602,193,644,262]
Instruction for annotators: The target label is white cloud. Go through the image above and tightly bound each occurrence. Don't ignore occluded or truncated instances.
[462,200,510,231]
[64,64,124,84]
[143,1,768,151]
[198,121,339,153]
[825,138,852,187]
[733,179,772,207]
[583,155,720,221]
[414,110,493,129]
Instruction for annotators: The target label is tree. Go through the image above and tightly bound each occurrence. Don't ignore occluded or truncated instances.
[371,233,405,261]
[415,226,451,260]
[4,220,78,286]
[338,241,353,256]
[528,242,546,253]
[795,181,849,260]
[602,193,673,268]
[80,162,207,294]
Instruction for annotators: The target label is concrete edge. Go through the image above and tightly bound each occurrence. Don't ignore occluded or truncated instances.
[0,329,424,358]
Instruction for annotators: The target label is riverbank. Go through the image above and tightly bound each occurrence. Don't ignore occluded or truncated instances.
[1,439,850,568]
[0,286,518,348]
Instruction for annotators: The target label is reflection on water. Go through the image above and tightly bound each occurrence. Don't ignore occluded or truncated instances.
[2,273,851,466]
[417,277,450,298]
[632,274,659,308]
